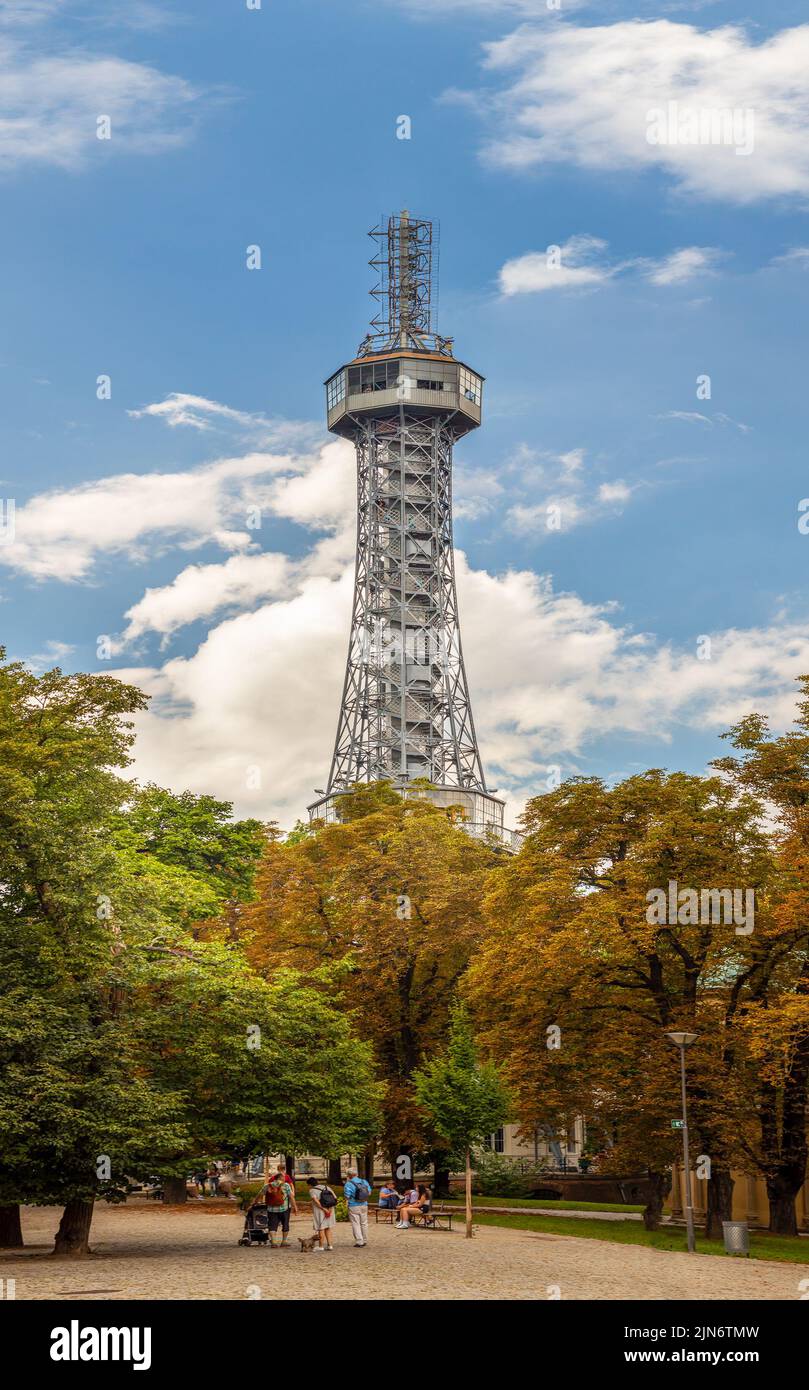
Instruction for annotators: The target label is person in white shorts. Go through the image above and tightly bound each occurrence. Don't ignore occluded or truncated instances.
[307,1177,336,1250]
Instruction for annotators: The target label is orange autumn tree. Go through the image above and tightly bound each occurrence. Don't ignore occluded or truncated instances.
[466,768,775,1235]
[243,782,503,1181]
[711,682,809,1235]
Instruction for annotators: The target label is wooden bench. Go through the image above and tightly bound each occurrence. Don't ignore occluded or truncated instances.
[413,1208,453,1231]
[373,1204,453,1231]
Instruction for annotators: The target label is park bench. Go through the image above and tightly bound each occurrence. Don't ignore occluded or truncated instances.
[373,1204,453,1231]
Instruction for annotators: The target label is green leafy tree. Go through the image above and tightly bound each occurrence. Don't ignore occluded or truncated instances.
[0,653,186,1251]
[0,653,380,1253]
[414,1002,511,1237]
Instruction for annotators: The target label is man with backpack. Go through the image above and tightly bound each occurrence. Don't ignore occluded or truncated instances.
[343,1167,371,1247]
[261,1168,298,1248]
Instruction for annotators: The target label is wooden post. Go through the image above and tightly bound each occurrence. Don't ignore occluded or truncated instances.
[465,1148,473,1239]
[670,1163,682,1218]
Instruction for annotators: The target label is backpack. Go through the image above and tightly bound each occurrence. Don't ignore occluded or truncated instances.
[319,1186,337,1210]
[350,1178,370,1203]
[265,1182,285,1208]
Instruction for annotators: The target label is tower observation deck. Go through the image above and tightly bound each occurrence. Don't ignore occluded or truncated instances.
[308,212,517,850]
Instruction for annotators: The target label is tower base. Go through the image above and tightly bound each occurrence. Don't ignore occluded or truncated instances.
[306,784,521,852]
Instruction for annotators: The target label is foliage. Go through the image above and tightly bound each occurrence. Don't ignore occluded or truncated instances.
[413,1002,511,1158]
[245,783,502,1159]
[470,1147,546,1198]
[0,652,381,1236]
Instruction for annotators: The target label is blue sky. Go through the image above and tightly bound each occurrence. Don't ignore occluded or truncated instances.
[2,0,809,828]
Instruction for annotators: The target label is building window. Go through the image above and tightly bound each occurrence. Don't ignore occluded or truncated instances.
[327,371,346,410]
[459,367,481,405]
[486,1127,504,1153]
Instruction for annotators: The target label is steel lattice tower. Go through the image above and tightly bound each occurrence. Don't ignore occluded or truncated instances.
[309,212,512,846]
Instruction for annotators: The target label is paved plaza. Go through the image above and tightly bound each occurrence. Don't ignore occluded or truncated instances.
[1,1204,805,1301]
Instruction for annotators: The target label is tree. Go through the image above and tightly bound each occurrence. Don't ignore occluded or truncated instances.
[711,684,809,1234]
[112,785,267,917]
[0,653,379,1253]
[465,768,778,1236]
[0,653,186,1251]
[126,950,382,1197]
[245,782,502,1173]
[413,1002,511,1237]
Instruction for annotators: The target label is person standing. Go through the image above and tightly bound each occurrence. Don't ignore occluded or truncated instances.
[263,1168,298,1247]
[343,1167,371,1247]
[307,1176,336,1251]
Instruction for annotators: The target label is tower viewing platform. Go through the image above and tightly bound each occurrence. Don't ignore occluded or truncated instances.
[308,211,519,852]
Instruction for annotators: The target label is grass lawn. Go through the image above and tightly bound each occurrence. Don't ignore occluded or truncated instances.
[472,1211,809,1264]
[444,1195,644,1214]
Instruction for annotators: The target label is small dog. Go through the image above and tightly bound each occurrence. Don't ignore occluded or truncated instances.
[298,1234,319,1252]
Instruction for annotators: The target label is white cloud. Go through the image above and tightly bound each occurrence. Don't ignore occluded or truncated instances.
[389,0,586,13]
[113,554,809,832]
[598,480,631,504]
[500,235,613,296]
[475,21,809,204]
[499,235,724,296]
[659,411,713,426]
[643,246,723,284]
[0,1,64,22]
[770,247,809,269]
[122,552,294,647]
[127,394,318,448]
[0,30,204,171]
[657,410,752,432]
[0,435,354,581]
[504,447,636,536]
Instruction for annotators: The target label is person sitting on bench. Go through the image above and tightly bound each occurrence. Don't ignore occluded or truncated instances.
[396,1184,432,1227]
[379,1179,400,1210]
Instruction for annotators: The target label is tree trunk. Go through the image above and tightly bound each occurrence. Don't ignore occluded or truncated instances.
[0,1204,23,1249]
[464,1148,473,1239]
[327,1157,343,1186]
[162,1175,188,1204]
[433,1162,451,1198]
[284,1155,295,1182]
[704,1167,734,1239]
[361,1148,375,1184]
[53,1198,94,1256]
[766,1180,799,1236]
[642,1169,670,1231]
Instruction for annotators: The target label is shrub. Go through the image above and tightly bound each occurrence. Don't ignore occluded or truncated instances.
[232,1181,265,1211]
[471,1148,547,1198]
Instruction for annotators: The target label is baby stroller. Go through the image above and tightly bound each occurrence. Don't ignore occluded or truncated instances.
[239,1204,270,1246]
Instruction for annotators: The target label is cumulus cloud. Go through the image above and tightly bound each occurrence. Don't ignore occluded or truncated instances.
[113,556,809,832]
[474,20,809,204]
[13,404,803,831]
[0,436,354,581]
[0,28,205,172]
[499,235,615,295]
[499,235,724,295]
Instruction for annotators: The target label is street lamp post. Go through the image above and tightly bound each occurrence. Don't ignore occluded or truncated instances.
[666,1031,699,1254]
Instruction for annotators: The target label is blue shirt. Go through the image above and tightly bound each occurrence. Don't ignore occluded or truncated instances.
[344,1178,370,1207]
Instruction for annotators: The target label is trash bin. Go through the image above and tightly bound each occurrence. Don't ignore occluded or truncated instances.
[722,1220,750,1256]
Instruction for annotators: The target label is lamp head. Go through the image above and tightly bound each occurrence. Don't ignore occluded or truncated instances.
[666,1031,699,1048]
